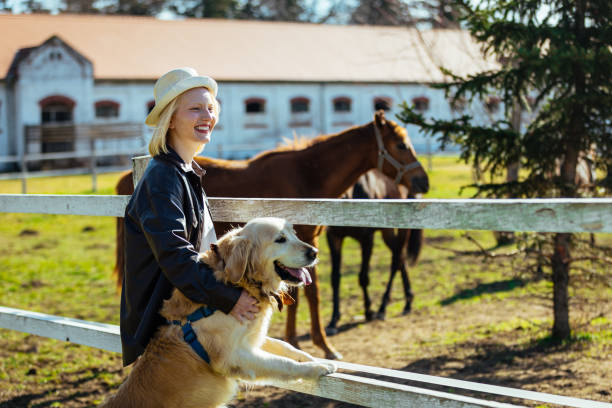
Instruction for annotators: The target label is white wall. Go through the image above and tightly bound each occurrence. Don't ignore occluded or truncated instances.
[0,82,11,171]
[0,82,7,157]
[206,81,489,159]
[4,53,506,168]
[92,81,153,152]
[14,40,94,157]
[93,82,153,124]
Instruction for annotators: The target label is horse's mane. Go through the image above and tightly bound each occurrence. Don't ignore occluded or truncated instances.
[196,132,339,168]
[246,124,363,161]
[199,116,405,167]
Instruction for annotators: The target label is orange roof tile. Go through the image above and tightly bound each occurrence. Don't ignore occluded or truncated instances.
[0,13,499,82]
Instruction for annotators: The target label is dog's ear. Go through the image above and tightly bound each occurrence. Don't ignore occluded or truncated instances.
[224,236,252,283]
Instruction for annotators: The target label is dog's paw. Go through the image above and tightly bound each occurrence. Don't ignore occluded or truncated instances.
[303,361,336,378]
[321,362,337,375]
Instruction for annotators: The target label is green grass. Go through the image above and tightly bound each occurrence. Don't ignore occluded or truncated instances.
[422,155,479,198]
[0,158,610,406]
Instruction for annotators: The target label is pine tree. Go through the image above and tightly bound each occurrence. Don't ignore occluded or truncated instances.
[398,0,612,340]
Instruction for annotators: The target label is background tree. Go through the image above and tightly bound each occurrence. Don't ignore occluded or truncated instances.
[349,0,462,27]
[350,0,413,26]
[13,0,51,12]
[168,0,240,18]
[60,0,166,15]
[62,0,101,13]
[100,0,167,15]
[398,0,611,340]
[229,0,305,21]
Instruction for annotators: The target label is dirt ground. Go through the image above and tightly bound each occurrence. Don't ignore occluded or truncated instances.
[1,235,610,407]
[227,297,612,407]
[3,292,609,408]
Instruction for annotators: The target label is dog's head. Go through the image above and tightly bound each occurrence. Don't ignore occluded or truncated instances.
[207,217,317,297]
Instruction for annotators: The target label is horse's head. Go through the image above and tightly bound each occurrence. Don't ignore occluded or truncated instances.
[372,110,429,194]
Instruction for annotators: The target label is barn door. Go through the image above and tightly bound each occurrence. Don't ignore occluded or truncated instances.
[40,95,75,154]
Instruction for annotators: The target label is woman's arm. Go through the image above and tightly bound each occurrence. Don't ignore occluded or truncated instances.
[133,171,241,314]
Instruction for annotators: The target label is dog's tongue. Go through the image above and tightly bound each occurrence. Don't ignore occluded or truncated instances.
[286,266,312,285]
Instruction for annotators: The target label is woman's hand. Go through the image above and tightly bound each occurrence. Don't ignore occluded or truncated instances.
[230,290,259,323]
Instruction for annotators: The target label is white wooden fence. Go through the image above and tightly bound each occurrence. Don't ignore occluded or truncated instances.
[0,191,611,407]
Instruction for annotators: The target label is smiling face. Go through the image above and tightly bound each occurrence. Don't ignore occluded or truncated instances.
[168,87,217,160]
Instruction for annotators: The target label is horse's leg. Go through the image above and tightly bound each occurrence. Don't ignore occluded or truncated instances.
[304,263,343,360]
[359,230,375,322]
[325,228,344,335]
[286,236,342,360]
[285,286,299,348]
[377,228,398,320]
[397,229,415,315]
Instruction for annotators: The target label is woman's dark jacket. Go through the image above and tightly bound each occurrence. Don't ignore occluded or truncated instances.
[120,147,241,366]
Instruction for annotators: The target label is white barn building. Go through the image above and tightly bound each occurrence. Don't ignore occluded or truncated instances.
[0,13,500,171]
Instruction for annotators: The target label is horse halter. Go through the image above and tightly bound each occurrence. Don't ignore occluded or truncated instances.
[374,123,423,185]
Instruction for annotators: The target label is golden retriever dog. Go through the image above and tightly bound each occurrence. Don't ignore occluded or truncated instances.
[102,217,336,408]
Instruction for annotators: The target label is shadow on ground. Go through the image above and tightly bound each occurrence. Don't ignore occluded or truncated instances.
[439,278,527,306]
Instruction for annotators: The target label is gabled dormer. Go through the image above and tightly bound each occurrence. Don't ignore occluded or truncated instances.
[7,35,93,84]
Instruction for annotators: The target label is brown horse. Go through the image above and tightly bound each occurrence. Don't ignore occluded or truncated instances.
[325,170,424,334]
[114,111,429,360]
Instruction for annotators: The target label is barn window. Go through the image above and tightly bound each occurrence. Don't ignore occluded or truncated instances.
[95,100,120,118]
[39,95,76,153]
[39,95,75,123]
[412,96,429,112]
[49,51,63,61]
[373,97,392,111]
[146,100,155,114]
[290,97,310,113]
[485,96,500,114]
[450,96,467,112]
[245,98,265,114]
[333,97,351,112]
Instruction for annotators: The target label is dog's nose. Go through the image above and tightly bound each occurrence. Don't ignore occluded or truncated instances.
[306,247,318,260]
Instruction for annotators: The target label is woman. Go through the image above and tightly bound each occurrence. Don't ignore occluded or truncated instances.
[120,67,259,367]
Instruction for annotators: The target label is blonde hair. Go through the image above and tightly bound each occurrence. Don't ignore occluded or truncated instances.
[148,89,221,157]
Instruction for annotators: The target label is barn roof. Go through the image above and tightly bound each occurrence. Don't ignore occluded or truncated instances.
[0,13,499,83]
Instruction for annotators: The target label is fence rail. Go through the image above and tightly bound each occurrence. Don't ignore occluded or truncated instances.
[1,193,611,407]
[0,122,147,193]
[3,305,610,408]
[0,194,610,232]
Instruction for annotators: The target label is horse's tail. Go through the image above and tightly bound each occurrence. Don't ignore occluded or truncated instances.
[407,229,423,266]
[114,171,134,291]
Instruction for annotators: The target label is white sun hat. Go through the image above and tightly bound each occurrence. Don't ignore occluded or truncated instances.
[145,67,218,127]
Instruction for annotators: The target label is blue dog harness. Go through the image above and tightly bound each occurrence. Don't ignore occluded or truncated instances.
[168,306,216,364]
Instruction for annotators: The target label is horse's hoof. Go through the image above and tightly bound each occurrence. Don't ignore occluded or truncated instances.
[325,325,339,336]
[375,311,386,321]
[325,349,343,360]
[402,305,412,315]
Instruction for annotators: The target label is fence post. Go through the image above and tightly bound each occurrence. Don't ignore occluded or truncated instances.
[132,155,151,187]
[90,136,97,193]
[20,151,27,194]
